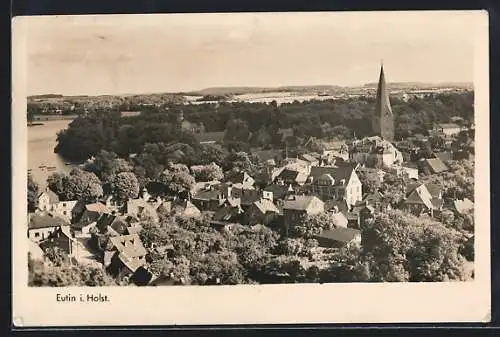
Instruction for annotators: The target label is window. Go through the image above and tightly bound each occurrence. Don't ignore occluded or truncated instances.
[34,232,40,237]
[63,211,67,215]
[63,203,67,207]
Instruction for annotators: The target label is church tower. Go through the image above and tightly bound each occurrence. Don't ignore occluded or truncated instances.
[372,64,394,141]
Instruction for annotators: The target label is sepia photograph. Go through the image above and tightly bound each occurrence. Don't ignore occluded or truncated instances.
[12,11,490,326]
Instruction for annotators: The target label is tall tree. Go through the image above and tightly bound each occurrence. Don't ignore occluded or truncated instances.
[27,174,40,212]
[111,171,140,202]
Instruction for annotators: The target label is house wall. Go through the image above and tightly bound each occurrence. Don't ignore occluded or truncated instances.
[442,128,461,136]
[38,194,52,211]
[346,172,363,207]
[51,201,78,220]
[28,226,57,242]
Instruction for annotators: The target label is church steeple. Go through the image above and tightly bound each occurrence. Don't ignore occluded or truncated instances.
[372,63,394,141]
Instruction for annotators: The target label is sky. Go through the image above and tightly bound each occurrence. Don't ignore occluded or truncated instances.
[18,11,482,96]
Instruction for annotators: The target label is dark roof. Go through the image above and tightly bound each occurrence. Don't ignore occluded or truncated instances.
[228,171,252,184]
[425,158,448,174]
[231,188,260,205]
[276,169,300,182]
[29,213,69,229]
[316,227,361,243]
[263,184,290,200]
[425,183,442,198]
[308,165,357,186]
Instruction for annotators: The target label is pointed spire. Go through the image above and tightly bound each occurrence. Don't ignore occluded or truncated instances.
[373,63,394,141]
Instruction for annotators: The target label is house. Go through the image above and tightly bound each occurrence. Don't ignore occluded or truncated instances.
[263,183,294,202]
[50,200,79,221]
[245,198,280,226]
[37,188,60,212]
[107,234,148,283]
[329,210,348,228]
[78,202,112,224]
[28,238,46,262]
[316,228,361,249]
[227,171,255,189]
[403,183,443,217]
[213,203,244,223]
[419,157,448,175]
[125,198,159,222]
[96,214,130,235]
[349,137,403,168]
[282,195,325,235]
[70,219,97,238]
[172,200,202,218]
[432,123,462,137]
[306,164,363,207]
[275,169,309,186]
[28,212,69,242]
[452,198,474,216]
[345,212,361,229]
[191,182,225,211]
[39,225,76,256]
[299,153,320,167]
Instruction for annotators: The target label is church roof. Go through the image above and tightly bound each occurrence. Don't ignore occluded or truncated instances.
[374,64,394,141]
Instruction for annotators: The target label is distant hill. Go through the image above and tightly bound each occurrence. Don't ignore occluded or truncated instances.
[362,82,474,90]
[187,85,343,96]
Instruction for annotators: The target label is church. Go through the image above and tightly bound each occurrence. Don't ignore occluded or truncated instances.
[348,65,403,169]
[372,64,395,141]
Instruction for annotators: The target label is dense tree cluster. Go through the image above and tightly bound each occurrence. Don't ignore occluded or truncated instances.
[27,174,39,212]
[53,92,473,162]
[47,168,103,202]
[28,255,117,287]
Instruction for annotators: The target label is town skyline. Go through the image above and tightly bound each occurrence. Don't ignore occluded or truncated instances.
[23,11,478,96]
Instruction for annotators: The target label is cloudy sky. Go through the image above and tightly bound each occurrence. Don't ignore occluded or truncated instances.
[20,11,482,96]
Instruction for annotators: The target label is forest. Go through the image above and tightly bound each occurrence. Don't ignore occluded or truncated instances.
[53,91,474,163]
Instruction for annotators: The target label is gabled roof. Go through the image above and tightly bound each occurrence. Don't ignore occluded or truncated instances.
[253,198,280,214]
[308,164,357,186]
[28,213,69,229]
[85,202,110,214]
[282,195,323,212]
[109,234,147,258]
[453,198,474,215]
[38,189,59,204]
[425,158,448,174]
[425,183,442,199]
[317,227,361,244]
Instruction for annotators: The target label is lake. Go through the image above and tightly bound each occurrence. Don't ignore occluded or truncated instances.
[28,120,75,187]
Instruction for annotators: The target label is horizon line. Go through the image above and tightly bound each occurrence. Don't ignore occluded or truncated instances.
[27,80,474,98]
